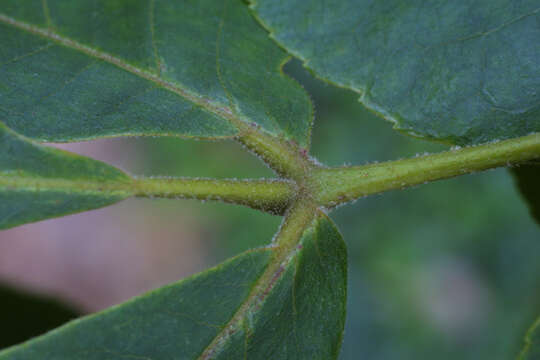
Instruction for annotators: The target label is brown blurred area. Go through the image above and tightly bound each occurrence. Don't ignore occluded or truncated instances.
[0,140,207,312]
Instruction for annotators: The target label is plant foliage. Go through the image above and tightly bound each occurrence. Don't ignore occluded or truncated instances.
[0,0,539,359]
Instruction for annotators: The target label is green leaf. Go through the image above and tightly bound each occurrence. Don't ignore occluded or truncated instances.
[0,122,131,229]
[0,0,312,147]
[250,0,540,146]
[519,317,540,360]
[512,161,540,225]
[0,212,346,359]
[0,284,79,350]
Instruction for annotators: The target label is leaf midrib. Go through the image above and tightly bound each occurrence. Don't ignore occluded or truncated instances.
[0,12,316,180]
[197,198,317,359]
[0,175,133,196]
[0,13,247,133]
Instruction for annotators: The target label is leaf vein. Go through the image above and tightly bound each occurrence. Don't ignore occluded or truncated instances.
[27,60,98,112]
[196,200,316,359]
[148,0,162,75]
[41,0,52,29]
[215,0,237,116]
[0,13,243,131]
[0,42,54,69]
[438,6,540,46]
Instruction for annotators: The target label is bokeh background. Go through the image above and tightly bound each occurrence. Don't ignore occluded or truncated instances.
[1,60,539,359]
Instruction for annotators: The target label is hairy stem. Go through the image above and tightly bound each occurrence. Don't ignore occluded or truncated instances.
[236,124,316,181]
[0,175,294,214]
[198,197,317,359]
[133,177,294,214]
[312,133,540,208]
[0,13,312,182]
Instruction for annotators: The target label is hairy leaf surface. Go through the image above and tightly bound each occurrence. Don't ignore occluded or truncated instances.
[251,0,540,146]
[0,0,312,146]
[0,213,347,359]
[0,122,131,229]
[520,317,540,360]
[512,161,540,225]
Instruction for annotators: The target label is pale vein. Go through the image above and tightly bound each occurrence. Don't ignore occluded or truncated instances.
[0,13,242,129]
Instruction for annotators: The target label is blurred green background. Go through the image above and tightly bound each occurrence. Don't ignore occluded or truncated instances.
[1,60,539,359]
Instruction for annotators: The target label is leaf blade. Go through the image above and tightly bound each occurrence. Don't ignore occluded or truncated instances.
[0,212,347,360]
[0,0,313,146]
[250,0,540,146]
[0,122,131,229]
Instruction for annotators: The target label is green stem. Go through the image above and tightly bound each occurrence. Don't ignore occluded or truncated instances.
[198,197,317,359]
[0,13,313,182]
[236,125,316,181]
[133,177,294,214]
[0,175,294,215]
[312,133,540,208]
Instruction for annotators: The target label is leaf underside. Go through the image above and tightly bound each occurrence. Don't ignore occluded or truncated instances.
[6,0,538,359]
[0,122,131,229]
[0,0,315,225]
[0,213,347,360]
[520,317,540,360]
[0,3,337,357]
[0,0,313,147]
[251,0,540,146]
[251,0,540,227]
